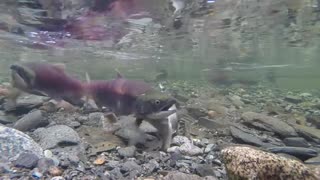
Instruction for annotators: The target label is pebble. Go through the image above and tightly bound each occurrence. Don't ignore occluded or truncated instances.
[172,136,191,145]
[195,164,216,177]
[14,152,39,169]
[121,160,142,173]
[93,155,106,165]
[51,176,65,180]
[44,150,53,158]
[49,166,63,176]
[267,147,318,161]
[106,161,120,170]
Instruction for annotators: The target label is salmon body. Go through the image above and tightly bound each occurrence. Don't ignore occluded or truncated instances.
[10,62,85,106]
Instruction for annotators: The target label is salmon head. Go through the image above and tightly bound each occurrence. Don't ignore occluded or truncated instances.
[134,89,177,120]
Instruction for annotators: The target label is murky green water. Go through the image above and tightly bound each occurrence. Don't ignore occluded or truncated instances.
[0,0,320,90]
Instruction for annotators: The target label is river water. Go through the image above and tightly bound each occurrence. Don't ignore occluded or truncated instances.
[0,0,320,90]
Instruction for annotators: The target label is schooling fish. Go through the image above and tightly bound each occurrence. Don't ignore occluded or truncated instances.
[84,72,177,150]
[9,62,86,106]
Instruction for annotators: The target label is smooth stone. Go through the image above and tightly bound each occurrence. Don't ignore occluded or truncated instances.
[284,95,302,104]
[242,112,298,137]
[14,152,39,169]
[230,126,269,147]
[13,110,49,132]
[118,146,136,158]
[34,125,81,149]
[204,144,215,153]
[51,176,65,180]
[294,125,320,142]
[0,114,17,124]
[0,125,43,161]
[283,137,310,148]
[222,146,318,180]
[267,147,318,161]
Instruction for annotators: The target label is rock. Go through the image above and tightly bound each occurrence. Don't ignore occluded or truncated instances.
[284,95,302,104]
[221,146,318,180]
[198,117,229,129]
[167,146,180,153]
[229,95,245,108]
[93,155,106,165]
[0,125,43,161]
[172,136,190,145]
[195,164,216,177]
[121,161,142,173]
[241,112,298,137]
[163,171,217,180]
[204,144,215,153]
[294,124,320,142]
[267,147,318,161]
[13,110,49,132]
[86,112,105,127]
[305,155,320,165]
[118,146,136,158]
[186,105,207,119]
[283,137,310,148]
[144,159,159,174]
[106,161,120,170]
[207,103,228,116]
[51,176,65,180]
[37,158,55,173]
[0,114,17,124]
[230,126,270,147]
[179,142,203,156]
[34,125,81,149]
[48,166,63,176]
[306,115,320,129]
[14,152,39,169]
[32,168,43,179]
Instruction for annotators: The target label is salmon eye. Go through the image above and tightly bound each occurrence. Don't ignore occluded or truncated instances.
[155,100,160,105]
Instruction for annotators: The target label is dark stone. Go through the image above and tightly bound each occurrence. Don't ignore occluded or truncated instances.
[195,164,216,177]
[230,126,269,147]
[267,147,318,161]
[106,161,120,170]
[284,95,302,104]
[121,161,141,173]
[14,152,39,169]
[283,137,310,148]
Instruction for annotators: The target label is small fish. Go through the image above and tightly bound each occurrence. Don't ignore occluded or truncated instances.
[9,62,86,106]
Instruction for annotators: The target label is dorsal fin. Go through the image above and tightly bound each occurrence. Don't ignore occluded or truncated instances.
[115,69,123,79]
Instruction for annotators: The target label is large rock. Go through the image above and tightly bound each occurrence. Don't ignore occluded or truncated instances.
[34,125,81,149]
[221,146,318,180]
[13,110,49,132]
[0,125,43,161]
[241,112,297,138]
[294,124,320,143]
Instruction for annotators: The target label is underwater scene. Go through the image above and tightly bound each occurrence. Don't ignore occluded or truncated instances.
[0,0,320,179]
